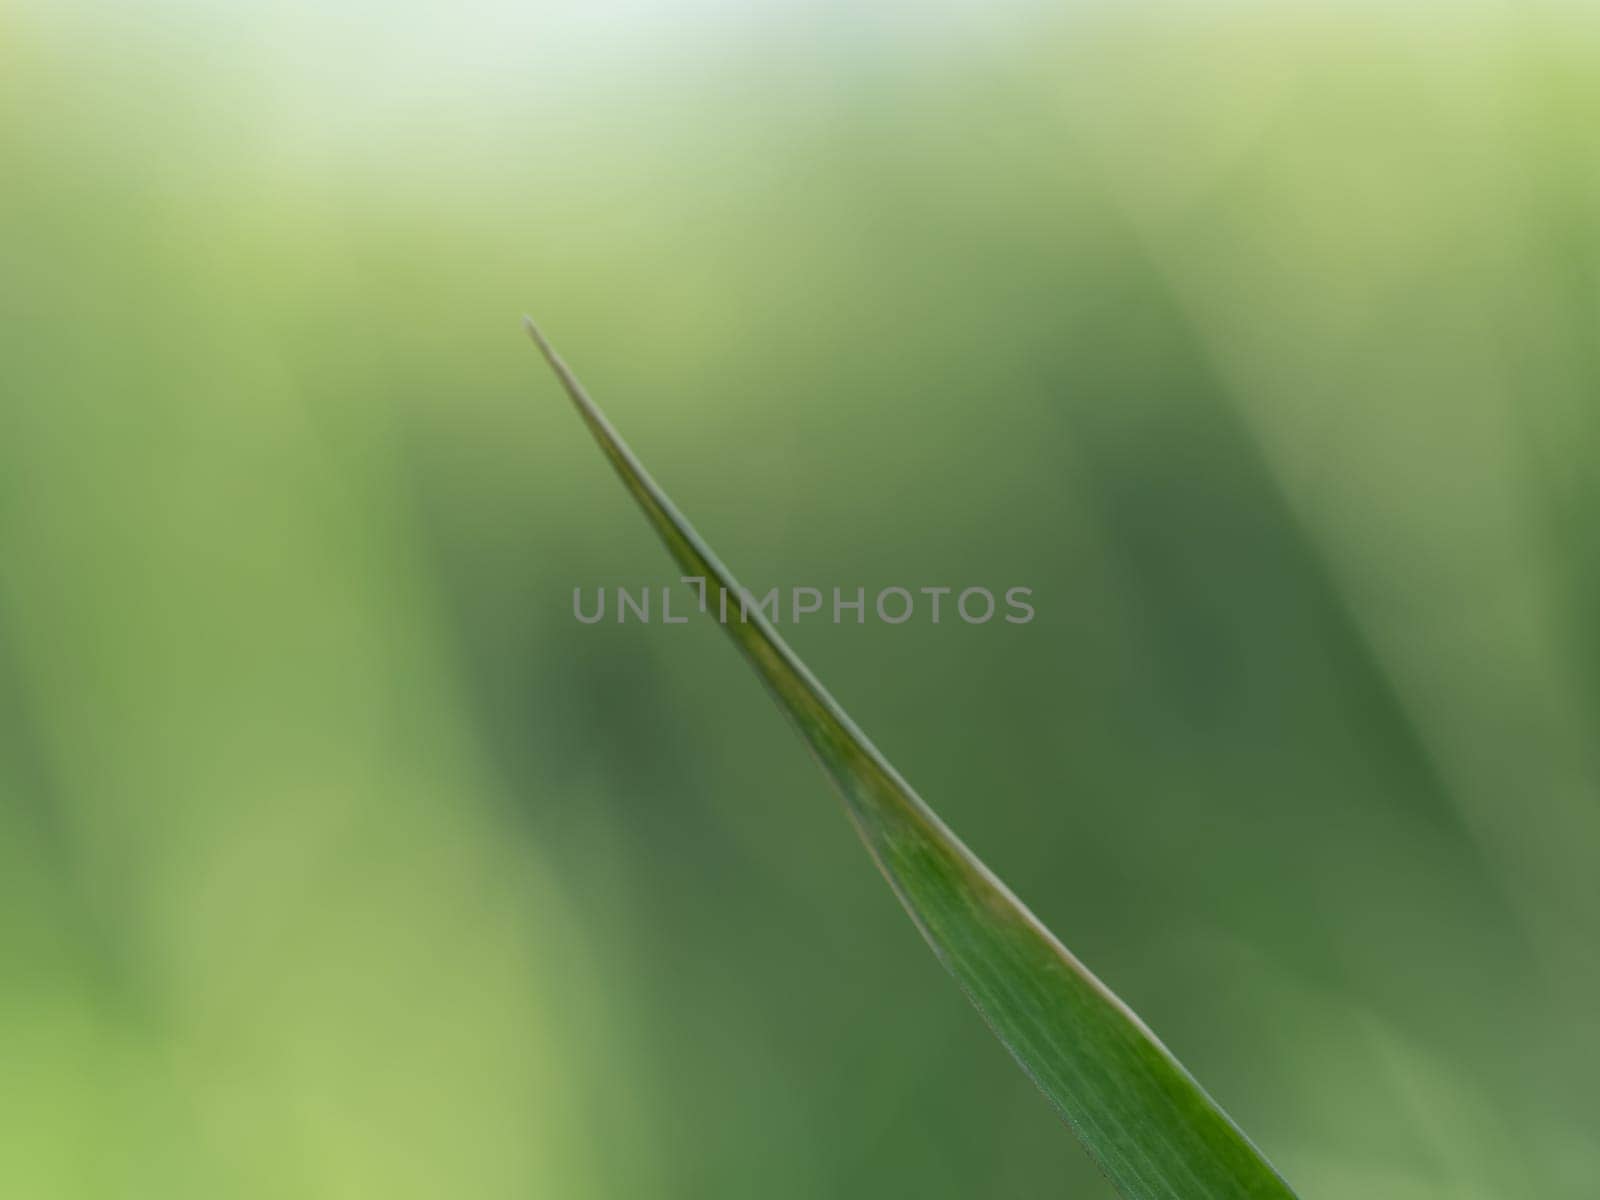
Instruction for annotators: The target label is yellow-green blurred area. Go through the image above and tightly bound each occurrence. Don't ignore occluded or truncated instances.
[2,0,1598,1195]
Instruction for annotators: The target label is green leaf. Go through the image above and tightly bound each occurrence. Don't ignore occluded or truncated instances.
[526,317,1300,1200]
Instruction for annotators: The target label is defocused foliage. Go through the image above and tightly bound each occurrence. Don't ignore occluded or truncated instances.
[2,2,1596,1196]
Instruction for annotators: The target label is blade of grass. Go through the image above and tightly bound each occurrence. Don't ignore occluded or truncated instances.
[525,316,1300,1200]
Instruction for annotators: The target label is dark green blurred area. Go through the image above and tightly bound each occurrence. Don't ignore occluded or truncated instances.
[3,1,1598,1196]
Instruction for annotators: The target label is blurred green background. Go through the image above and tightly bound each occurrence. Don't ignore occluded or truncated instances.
[2,1,1598,1196]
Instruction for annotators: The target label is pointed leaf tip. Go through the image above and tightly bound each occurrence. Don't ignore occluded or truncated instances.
[523,324,1301,1200]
